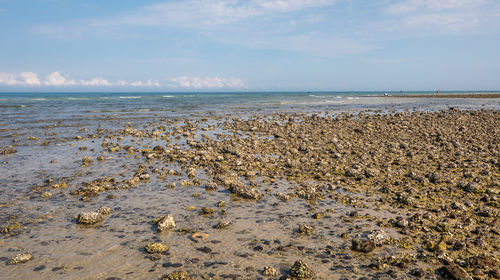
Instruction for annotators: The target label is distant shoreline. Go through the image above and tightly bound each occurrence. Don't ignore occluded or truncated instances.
[387,93,500,98]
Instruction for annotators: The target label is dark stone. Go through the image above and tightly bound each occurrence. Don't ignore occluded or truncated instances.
[197,246,212,253]
[34,265,46,271]
[438,263,473,280]
[351,239,375,253]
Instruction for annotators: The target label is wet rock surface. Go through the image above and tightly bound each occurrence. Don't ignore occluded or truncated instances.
[155,214,176,232]
[76,211,104,225]
[289,260,314,278]
[9,253,33,265]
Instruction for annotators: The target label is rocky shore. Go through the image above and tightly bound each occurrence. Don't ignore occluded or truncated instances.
[0,109,498,279]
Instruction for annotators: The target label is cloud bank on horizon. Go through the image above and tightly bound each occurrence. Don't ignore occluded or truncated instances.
[0,0,499,91]
[0,71,245,89]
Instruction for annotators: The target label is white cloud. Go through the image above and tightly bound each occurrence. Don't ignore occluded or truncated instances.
[90,0,338,28]
[384,0,487,14]
[44,71,70,86]
[170,76,246,89]
[382,0,494,33]
[0,71,160,87]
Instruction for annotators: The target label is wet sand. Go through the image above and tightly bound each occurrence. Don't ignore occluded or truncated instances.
[1,108,499,280]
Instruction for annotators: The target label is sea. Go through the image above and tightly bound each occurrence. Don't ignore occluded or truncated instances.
[1,91,499,127]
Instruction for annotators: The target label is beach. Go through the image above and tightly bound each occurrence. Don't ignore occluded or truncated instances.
[0,93,499,280]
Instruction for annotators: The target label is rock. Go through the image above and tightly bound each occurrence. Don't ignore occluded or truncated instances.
[312,213,321,219]
[276,192,291,202]
[205,181,218,191]
[297,223,314,235]
[41,191,52,199]
[77,212,103,225]
[428,240,447,252]
[97,206,111,215]
[166,182,177,189]
[438,263,473,280]
[216,200,226,208]
[215,220,231,229]
[228,181,263,200]
[289,260,314,278]
[351,238,375,253]
[9,253,33,264]
[155,215,176,232]
[82,156,93,167]
[394,216,409,228]
[144,242,169,254]
[201,207,215,215]
[468,256,499,270]
[263,266,278,276]
[162,270,190,280]
[367,229,389,246]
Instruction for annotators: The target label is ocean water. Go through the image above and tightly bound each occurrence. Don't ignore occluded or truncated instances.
[1,91,499,143]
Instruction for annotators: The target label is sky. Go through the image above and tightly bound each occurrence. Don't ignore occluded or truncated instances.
[0,0,499,92]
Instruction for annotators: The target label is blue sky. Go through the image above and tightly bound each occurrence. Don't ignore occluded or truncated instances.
[0,0,499,91]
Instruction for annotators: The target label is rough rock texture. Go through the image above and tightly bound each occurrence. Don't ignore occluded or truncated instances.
[9,253,33,265]
[156,214,176,232]
[367,229,389,246]
[297,223,314,235]
[290,260,314,278]
[144,243,169,254]
[97,206,111,215]
[228,181,263,200]
[352,239,376,253]
[263,266,278,276]
[77,212,103,225]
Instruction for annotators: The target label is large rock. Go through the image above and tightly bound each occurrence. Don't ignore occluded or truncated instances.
[155,215,176,232]
[144,242,169,254]
[352,238,375,253]
[228,181,263,200]
[290,260,314,278]
[77,212,103,225]
[9,253,33,265]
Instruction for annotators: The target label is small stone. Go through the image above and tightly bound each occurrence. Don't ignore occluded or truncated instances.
[41,191,52,199]
[156,215,176,232]
[215,220,231,229]
[216,200,226,208]
[263,266,278,276]
[144,243,169,254]
[166,182,177,189]
[289,260,314,278]
[77,212,103,225]
[297,223,314,235]
[351,238,375,253]
[428,240,447,252]
[312,213,321,219]
[82,156,93,167]
[367,229,389,246]
[97,206,111,215]
[205,181,218,191]
[9,253,33,264]
[201,208,215,215]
